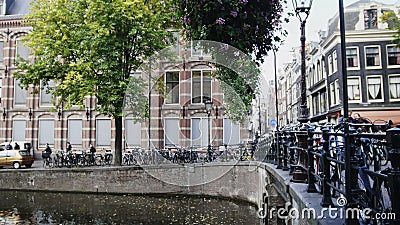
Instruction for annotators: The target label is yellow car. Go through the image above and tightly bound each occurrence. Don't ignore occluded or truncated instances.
[0,142,34,169]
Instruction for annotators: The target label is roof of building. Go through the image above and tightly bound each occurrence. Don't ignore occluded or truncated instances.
[325,0,399,38]
[6,0,31,15]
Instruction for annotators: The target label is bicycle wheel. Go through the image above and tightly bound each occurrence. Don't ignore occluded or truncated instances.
[95,155,103,166]
[105,154,113,165]
[379,146,389,166]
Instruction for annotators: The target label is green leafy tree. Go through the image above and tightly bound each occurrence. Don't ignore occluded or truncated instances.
[14,0,176,165]
[381,9,400,44]
[173,0,287,119]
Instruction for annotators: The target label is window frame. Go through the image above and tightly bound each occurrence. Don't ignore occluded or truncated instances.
[164,117,180,148]
[125,118,142,148]
[13,78,27,107]
[12,119,26,142]
[346,47,360,70]
[67,119,83,148]
[366,75,384,102]
[164,70,180,105]
[364,45,382,69]
[223,118,240,146]
[347,76,362,103]
[96,119,111,149]
[332,50,338,73]
[387,45,400,68]
[364,9,378,29]
[191,70,212,105]
[40,80,56,107]
[388,74,400,102]
[38,119,55,147]
[190,117,210,148]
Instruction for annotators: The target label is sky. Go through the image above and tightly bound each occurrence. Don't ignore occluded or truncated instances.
[261,0,399,82]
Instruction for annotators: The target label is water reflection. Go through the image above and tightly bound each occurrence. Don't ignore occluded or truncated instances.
[0,191,260,224]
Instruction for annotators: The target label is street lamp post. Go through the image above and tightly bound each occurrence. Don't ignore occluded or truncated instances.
[205,100,213,162]
[291,0,313,184]
[293,0,312,123]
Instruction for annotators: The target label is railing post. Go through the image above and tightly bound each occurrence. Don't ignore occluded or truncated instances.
[277,131,283,169]
[386,125,400,225]
[291,126,308,183]
[273,131,278,165]
[307,127,317,192]
[282,130,289,171]
[345,124,360,225]
[288,132,296,175]
[320,127,333,206]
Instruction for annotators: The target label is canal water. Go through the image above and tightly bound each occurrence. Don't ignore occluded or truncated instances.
[0,191,261,224]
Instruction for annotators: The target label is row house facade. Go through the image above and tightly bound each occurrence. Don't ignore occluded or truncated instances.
[0,1,248,159]
[278,0,400,126]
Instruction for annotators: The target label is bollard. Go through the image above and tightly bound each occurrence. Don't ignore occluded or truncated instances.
[307,127,318,193]
[386,125,400,225]
[320,127,333,206]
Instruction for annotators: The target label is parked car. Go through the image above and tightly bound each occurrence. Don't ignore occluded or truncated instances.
[0,142,34,169]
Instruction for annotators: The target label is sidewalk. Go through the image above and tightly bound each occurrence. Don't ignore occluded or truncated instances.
[262,162,345,225]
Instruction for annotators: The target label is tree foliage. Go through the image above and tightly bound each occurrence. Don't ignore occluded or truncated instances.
[173,0,287,62]
[15,0,177,164]
[381,9,400,45]
[173,0,287,120]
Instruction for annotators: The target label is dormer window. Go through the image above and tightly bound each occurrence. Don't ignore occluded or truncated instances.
[364,9,377,29]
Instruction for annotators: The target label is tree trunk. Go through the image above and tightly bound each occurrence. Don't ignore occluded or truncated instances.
[114,115,123,166]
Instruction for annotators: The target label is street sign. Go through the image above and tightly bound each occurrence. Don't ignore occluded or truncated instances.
[270,119,277,127]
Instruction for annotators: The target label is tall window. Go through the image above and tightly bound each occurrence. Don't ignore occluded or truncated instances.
[96,119,111,148]
[16,40,30,61]
[332,51,338,73]
[312,94,320,115]
[40,80,56,106]
[364,9,377,29]
[330,82,335,106]
[164,118,179,147]
[13,120,26,141]
[346,47,359,69]
[366,76,382,101]
[335,80,340,104]
[320,91,327,113]
[125,119,141,148]
[191,118,209,147]
[165,71,179,104]
[39,119,55,146]
[68,119,82,148]
[192,70,211,104]
[365,46,381,67]
[14,79,26,106]
[223,119,240,145]
[328,55,333,75]
[387,45,400,66]
[348,77,361,101]
[389,75,400,101]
